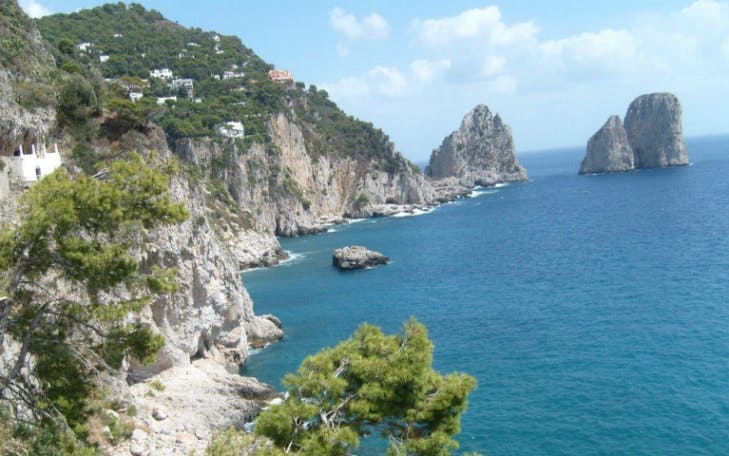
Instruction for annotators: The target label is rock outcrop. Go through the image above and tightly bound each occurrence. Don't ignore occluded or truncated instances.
[112,359,278,456]
[624,93,689,168]
[333,246,389,270]
[579,92,689,174]
[579,115,635,174]
[425,104,528,186]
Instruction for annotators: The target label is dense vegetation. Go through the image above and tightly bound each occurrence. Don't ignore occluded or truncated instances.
[0,0,56,114]
[36,2,413,172]
[0,154,188,453]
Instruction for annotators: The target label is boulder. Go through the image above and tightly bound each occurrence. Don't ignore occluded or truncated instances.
[333,246,389,271]
[579,115,634,174]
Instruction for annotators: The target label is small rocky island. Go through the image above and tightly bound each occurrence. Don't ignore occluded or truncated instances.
[579,93,689,174]
[425,104,528,186]
[333,246,389,271]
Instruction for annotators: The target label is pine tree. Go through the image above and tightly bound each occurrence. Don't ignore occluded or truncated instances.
[254,319,477,456]
[0,153,187,435]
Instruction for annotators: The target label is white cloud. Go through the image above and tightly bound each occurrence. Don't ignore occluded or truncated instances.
[19,0,51,18]
[411,6,538,48]
[330,7,389,41]
[322,1,729,157]
[324,66,408,99]
[410,59,451,82]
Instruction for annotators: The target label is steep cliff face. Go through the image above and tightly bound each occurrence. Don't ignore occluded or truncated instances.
[0,0,56,157]
[579,115,635,175]
[172,113,434,237]
[579,92,690,174]
[425,104,528,186]
[624,93,689,168]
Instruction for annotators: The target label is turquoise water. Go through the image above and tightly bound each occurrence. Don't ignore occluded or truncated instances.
[242,136,729,455]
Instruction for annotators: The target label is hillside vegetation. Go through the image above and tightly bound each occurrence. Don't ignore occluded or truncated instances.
[36,2,408,170]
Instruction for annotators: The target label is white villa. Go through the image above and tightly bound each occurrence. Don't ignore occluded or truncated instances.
[223,70,245,80]
[150,68,173,79]
[77,42,92,52]
[99,55,110,63]
[218,121,245,139]
[8,143,62,183]
[156,96,177,105]
[170,78,194,98]
[129,92,144,102]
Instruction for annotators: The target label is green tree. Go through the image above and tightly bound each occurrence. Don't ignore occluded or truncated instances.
[0,153,188,439]
[255,319,477,455]
[57,74,100,132]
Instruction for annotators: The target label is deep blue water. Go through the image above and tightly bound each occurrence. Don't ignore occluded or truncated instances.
[242,135,729,455]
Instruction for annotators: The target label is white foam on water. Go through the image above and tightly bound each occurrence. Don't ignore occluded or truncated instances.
[494,182,509,188]
[391,207,436,218]
[470,187,499,197]
[279,251,305,266]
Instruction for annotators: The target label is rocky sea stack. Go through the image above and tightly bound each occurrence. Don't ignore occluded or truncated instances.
[579,93,689,175]
[333,246,389,271]
[425,104,528,186]
[624,93,689,168]
[579,115,634,174]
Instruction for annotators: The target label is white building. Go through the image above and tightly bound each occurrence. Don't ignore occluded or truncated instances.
[170,78,194,99]
[8,143,62,183]
[218,121,245,139]
[77,42,92,52]
[113,33,123,38]
[99,55,110,63]
[150,68,173,79]
[156,96,177,105]
[129,92,144,102]
[223,70,245,80]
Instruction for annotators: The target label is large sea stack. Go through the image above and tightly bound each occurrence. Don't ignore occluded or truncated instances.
[624,93,689,168]
[579,92,689,174]
[425,105,528,186]
[579,115,634,174]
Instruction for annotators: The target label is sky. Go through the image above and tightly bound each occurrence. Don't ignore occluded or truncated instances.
[19,0,729,160]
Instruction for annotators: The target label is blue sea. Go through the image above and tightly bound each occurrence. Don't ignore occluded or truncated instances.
[242,135,729,455]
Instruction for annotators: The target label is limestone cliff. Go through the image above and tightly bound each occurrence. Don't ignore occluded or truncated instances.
[0,0,56,158]
[579,115,634,175]
[425,104,528,186]
[624,93,689,168]
[172,113,435,238]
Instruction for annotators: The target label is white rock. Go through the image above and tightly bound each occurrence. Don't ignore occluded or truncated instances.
[130,443,145,456]
[152,406,168,421]
[131,428,148,441]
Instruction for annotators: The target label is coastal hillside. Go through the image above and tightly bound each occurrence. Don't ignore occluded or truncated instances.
[37,2,432,239]
[0,3,283,454]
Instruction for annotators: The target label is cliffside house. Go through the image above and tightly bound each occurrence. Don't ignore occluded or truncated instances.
[99,55,110,63]
[7,143,62,183]
[150,68,173,79]
[218,121,245,139]
[77,42,92,52]
[268,69,294,83]
[156,96,177,105]
[129,92,144,102]
[223,70,245,80]
[170,78,194,98]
